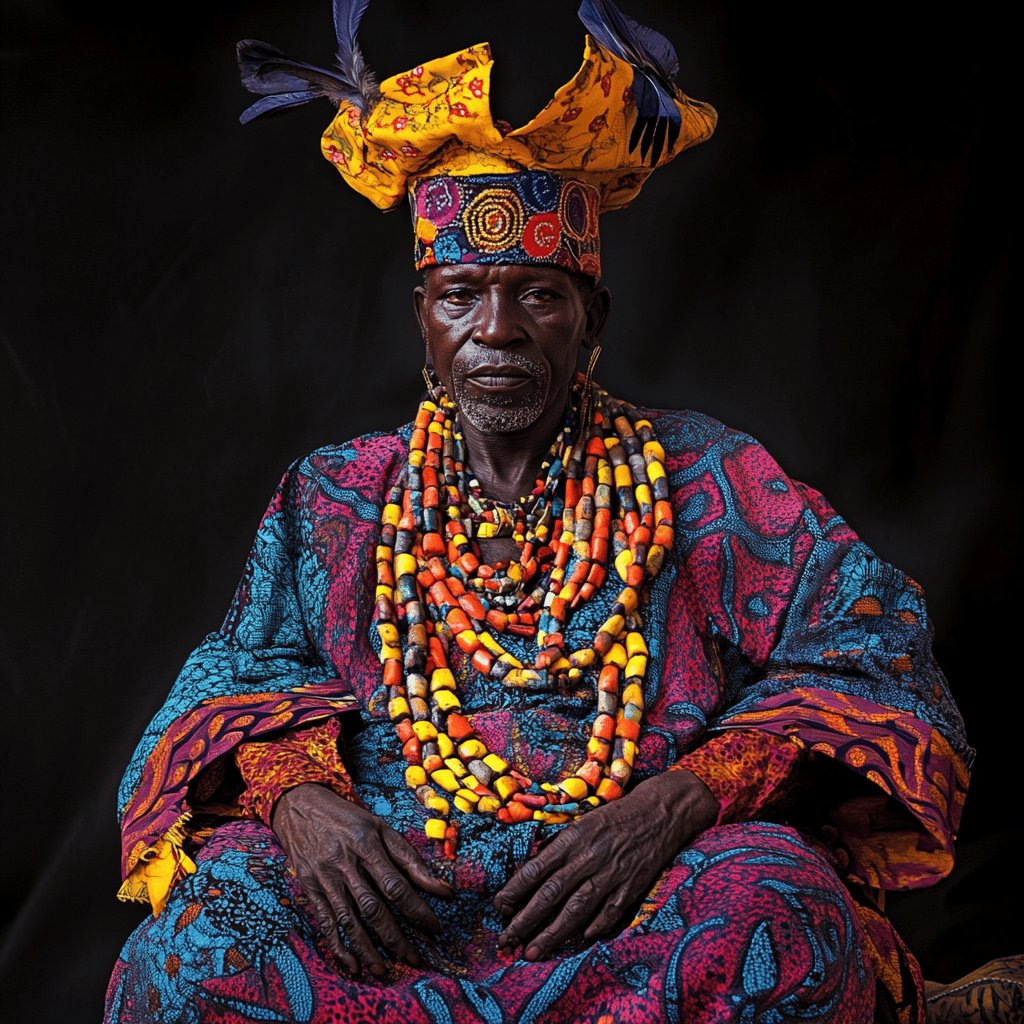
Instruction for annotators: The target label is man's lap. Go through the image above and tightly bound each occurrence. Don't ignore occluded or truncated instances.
[105,819,877,1024]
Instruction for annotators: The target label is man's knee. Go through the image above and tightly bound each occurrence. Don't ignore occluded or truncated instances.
[637,822,875,1022]
[104,822,306,1024]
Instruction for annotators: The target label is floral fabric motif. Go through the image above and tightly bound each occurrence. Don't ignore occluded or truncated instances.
[319,37,717,217]
[412,171,601,277]
[234,716,361,826]
[671,728,805,824]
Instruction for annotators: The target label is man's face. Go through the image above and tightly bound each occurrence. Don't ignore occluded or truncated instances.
[413,263,608,436]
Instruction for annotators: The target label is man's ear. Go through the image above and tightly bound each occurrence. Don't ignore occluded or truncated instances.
[413,284,428,343]
[583,285,611,349]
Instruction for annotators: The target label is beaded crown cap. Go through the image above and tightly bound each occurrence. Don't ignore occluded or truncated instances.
[237,1,717,279]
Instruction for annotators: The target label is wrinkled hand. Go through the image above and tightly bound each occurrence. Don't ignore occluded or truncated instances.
[272,783,455,977]
[493,769,718,961]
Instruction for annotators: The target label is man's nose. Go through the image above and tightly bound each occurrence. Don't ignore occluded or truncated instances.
[471,290,526,348]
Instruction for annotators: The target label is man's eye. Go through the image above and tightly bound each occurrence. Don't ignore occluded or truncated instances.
[522,289,556,302]
[443,289,474,303]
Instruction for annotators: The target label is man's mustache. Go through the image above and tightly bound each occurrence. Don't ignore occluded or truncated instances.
[453,348,545,380]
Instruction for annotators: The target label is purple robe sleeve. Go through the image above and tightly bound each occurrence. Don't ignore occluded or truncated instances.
[660,412,972,890]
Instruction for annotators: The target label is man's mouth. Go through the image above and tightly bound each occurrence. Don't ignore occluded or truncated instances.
[464,363,536,391]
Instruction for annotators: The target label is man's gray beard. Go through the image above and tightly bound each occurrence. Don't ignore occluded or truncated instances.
[452,382,547,434]
[450,351,548,434]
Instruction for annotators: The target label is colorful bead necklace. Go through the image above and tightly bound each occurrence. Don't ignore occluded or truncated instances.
[373,374,674,858]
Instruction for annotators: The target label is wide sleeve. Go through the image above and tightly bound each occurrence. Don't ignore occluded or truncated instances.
[234,716,363,825]
[668,422,973,890]
[115,451,373,915]
[669,729,806,824]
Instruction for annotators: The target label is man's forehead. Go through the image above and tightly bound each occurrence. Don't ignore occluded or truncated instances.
[425,263,581,287]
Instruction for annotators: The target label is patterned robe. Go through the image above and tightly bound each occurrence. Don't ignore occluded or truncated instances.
[105,406,972,1024]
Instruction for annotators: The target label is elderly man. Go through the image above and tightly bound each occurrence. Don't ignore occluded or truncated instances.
[104,3,971,1022]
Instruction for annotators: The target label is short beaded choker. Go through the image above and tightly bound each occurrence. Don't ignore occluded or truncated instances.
[374,374,673,858]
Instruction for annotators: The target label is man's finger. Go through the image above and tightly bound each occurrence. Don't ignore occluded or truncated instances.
[366,851,443,935]
[345,869,421,968]
[306,883,360,975]
[521,876,604,961]
[497,861,586,951]
[494,829,572,916]
[381,828,456,899]
[320,872,392,977]
[338,903,393,978]
[582,883,642,943]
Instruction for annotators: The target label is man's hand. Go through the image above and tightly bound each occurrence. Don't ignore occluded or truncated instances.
[272,783,455,977]
[493,769,718,961]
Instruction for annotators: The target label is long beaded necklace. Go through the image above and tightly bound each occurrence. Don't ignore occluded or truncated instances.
[374,373,674,859]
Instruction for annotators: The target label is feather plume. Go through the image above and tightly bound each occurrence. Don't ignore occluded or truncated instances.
[332,0,379,110]
[237,0,377,124]
[577,0,682,165]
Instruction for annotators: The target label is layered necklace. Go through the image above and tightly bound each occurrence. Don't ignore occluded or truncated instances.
[373,373,673,858]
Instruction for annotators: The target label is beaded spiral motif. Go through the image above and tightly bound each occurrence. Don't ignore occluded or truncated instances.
[373,375,674,858]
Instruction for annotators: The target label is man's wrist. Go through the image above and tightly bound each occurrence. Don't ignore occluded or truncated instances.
[642,768,720,838]
[271,781,325,828]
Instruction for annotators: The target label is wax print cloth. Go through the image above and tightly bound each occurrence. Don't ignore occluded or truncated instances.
[318,38,717,215]
[106,406,971,1023]
[229,717,804,832]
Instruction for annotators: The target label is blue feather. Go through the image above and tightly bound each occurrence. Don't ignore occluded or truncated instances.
[579,0,678,85]
[332,0,376,104]
[577,0,682,164]
[237,1,376,125]
[239,91,322,126]
[333,0,370,64]
[237,41,352,97]
[631,22,680,79]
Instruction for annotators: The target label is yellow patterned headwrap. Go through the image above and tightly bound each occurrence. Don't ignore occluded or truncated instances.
[238,2,716,277]
[319,36,716,214]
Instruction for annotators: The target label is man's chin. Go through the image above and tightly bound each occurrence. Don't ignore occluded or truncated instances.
[455,395,546,436]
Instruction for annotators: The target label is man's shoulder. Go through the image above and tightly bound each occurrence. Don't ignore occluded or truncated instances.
[639,405,735,455]
[637,406,796,484]
[286,423,411,491]
[303,424,409,462]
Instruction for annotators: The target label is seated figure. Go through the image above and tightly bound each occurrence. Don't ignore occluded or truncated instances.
[104,3,973,1022]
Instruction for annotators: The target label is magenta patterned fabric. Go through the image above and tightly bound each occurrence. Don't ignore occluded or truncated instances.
[105,819,901,1023]
[108,404,971,1023]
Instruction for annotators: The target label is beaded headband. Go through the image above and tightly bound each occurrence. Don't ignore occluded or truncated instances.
[411,171,601,277]
[237,1,717,280]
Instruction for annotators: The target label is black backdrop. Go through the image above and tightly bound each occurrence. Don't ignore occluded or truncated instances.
[1,1,1017,1019]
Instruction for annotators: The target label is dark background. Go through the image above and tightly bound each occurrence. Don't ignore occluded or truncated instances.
[1,1,1016,1019]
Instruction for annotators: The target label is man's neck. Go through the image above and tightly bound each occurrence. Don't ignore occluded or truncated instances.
[458,403,567,506]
